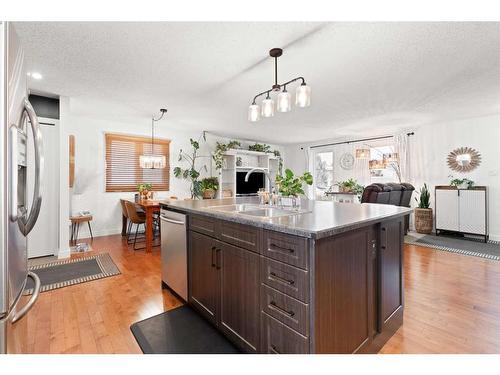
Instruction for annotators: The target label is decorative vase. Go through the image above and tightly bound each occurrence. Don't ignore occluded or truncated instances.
[415,208,433,234]
[140,190,150,200]
[202,189,216,199]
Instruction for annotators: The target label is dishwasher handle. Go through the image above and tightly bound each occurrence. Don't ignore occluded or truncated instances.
[160,215,185,225]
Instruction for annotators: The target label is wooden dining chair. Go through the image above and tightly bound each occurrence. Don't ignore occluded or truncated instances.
[124,201,147,250]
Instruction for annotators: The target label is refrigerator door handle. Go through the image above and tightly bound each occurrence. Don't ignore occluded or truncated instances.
[11,272,41,324]
[18,98,44,236]
[8,126,19,221]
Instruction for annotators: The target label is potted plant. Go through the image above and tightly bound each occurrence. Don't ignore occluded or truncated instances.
[248,143,271,153]
[275,168,313,207]
[449,176,475,189]
[174,133,208,199]
[200,177,219,199]
[335,178,364,195]
[414,183,433,234]
[138,183,152,200]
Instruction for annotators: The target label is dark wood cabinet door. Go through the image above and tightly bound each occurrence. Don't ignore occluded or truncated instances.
[218,241,260,353]
[378,217,404,332]
[314,226,376,353]
[188,231,219,325]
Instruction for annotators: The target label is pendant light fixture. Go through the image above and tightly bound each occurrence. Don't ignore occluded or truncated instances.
[140,108,168,169]
[248,48,311,122]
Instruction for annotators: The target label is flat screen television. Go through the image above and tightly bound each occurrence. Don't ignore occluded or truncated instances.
[236,171,265,196]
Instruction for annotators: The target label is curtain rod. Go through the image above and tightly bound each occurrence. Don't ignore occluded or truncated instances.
[309,132,415,150]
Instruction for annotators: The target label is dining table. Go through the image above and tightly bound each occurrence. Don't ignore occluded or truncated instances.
[121,198,163,253]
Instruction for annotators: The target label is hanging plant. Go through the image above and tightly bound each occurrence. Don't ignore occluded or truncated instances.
[174,133,207,199]
[213,140,241,170]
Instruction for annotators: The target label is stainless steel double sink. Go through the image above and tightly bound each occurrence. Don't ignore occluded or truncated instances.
[205,203,309,218]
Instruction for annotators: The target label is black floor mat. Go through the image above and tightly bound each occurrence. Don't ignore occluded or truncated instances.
[130,305,241,354]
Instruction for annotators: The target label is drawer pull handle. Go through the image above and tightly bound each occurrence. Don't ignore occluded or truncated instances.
[270,344,281,354]
[269,301,295,318]
[269,272,295,286]
[269,243,295,254]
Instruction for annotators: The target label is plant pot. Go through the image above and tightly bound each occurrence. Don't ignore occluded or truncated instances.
[279,195,301,208]
[202,189,216,199]
[339,186,352,193]
[414,208,433,234]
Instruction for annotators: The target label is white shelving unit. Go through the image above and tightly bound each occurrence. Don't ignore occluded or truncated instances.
[216,149,281,198]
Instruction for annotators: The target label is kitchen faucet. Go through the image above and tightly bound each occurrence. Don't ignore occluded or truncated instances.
[245,168,274,205]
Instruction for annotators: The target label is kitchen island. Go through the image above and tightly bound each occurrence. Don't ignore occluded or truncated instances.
[161,197,412,354]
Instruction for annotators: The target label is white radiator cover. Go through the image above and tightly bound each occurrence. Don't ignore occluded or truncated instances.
[435,187,488,236]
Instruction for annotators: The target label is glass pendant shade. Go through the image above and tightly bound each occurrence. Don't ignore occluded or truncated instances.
[248,104,261,122]
[261,98,275,117]
[140,155,166,169]
[277,91,292,112]
[355,149,370,159]
[295,84,311,107]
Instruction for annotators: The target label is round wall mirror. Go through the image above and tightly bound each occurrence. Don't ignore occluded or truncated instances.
[447,147,481,173]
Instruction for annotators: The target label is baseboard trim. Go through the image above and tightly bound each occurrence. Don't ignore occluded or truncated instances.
[57,248,71,259]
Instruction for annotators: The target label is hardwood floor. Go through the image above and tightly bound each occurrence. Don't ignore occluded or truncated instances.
[19,236,500,353]
[20,234,182,354]
[381,244,500,353]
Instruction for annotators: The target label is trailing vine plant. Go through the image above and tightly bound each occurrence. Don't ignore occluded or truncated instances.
[213,140,241,170]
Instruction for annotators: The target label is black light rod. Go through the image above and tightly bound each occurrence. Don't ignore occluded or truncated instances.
[309,132,415,149]
[252,76,306,104]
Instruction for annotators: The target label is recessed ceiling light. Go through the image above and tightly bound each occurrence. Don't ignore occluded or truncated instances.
[29,72,43,80]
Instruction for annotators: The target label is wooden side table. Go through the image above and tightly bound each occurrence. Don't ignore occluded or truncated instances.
[70,215,93,245]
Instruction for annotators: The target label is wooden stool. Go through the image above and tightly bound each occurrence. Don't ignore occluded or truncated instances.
[70,215,93,245]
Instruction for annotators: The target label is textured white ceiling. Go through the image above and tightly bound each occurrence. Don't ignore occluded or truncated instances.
[13,22,500,144]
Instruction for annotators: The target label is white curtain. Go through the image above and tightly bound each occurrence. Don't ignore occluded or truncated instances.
[393,132,412,183]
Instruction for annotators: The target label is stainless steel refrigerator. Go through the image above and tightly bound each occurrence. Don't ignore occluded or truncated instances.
[0,22,43,354]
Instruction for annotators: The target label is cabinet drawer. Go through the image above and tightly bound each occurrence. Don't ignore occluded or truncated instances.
[219,221,260,253]
[261,284,309,336]
[261,312,309,354]
[262,230,309,269]
[261,257,309,303]
[189,215,219,238]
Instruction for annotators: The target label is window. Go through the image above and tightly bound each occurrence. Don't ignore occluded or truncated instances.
[368,144,398,184]
[313,150,334,198]
[105,133,170,192]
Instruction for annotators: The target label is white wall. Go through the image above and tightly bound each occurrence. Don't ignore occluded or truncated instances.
[58,97,70,257]
[283,115,500,240]
[409,115,500,241]
[62,98,284,239]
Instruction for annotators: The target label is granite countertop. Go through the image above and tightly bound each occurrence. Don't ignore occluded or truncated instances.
[160,197,412,239]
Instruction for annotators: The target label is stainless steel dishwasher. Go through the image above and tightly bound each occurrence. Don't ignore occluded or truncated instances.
[160,207,187,301]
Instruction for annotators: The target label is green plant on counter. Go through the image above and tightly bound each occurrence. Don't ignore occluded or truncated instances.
[335,178,364,196]
[213,140,241,170]
[448,175,475,189]
[248,143,271,153]
[200,177,219,192]
[137,183,152,192]
[174,133,207,199]
[275,168,313,197]
[415,183,431,208]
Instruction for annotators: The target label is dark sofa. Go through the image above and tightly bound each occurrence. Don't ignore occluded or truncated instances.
[361,182,414,232]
